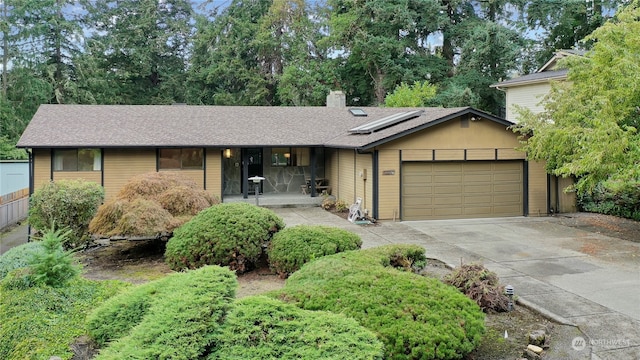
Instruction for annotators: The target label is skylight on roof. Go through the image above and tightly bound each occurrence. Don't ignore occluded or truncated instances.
[349,108,368,116]
[349,110,424,134]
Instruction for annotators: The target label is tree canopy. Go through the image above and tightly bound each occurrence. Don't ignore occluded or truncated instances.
[0,0,632,159]
[514,0,640,193]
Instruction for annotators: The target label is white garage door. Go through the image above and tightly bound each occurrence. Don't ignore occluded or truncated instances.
[402,161,523,220]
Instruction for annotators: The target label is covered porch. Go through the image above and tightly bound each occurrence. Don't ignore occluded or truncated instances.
[222,193,328,208]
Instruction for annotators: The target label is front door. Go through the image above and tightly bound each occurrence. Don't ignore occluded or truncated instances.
[243,148,263,194]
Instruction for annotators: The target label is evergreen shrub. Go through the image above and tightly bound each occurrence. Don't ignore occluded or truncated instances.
[268,225,362,278]
[0,277,126,360]
[29,179,104,248]
[164,202,284,273]
[270,245,485,359]
[578,179,640,220]
[0,242,44,280]
[208,296,384,360]
[87,266,236,360]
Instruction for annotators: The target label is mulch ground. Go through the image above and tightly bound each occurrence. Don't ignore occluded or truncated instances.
[553,212,640,243]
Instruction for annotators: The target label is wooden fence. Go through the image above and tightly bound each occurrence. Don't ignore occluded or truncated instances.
[0,188,29,230]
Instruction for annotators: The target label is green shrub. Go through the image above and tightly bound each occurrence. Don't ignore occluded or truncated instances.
[578,179,640,220]
[270,245,485,360]
[0,242,44,280]
[165,203,285,273]
[268,225,362,278]
[335,199,349,212]
[0,277,127,360]
[29,179,104,248]
[321,197,336,210]
[209,296,384,360]
[29,227,82,288]
[444,263,510,313]
[88,266,237,360]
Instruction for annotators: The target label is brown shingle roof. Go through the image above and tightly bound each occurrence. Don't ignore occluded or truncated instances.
[17,105,511,150]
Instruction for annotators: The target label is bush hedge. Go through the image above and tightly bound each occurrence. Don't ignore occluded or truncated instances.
[165,202,285,273]
[0,242,44,280]
[89,172,218,238]
[29,179,104,248]
[578,179,640,220]
[87,266,237,360]
[268,225,362,278]
[208,296,384,360]
[0,277,127,360]
[270,245,485,359]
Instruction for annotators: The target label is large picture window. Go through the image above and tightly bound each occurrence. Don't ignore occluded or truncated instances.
[159,148,203,169]
[53,149,101,171]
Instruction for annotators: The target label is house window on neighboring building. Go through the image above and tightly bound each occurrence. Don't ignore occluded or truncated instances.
[53,149,102,171]
[159,148,203,170]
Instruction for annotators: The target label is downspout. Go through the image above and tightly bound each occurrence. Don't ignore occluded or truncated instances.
[372,150,379,220]
[547,173,552,215]
[27,149,34,242]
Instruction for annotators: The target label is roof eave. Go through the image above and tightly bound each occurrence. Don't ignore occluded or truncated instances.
[358,108,513,151]
[490,75,567,88]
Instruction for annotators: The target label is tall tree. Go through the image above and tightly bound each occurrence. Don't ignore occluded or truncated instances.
[82,0,193,104]
[518,0,628,67]
[187,0,273,105]
[327,0,444,105]
[514,1,640,192]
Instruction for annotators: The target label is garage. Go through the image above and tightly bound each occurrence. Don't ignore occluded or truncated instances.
[401,161,524,220]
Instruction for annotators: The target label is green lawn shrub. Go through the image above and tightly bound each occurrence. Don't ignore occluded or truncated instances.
[29,179,104,248]
[208,296,384,360]
[0,242,44,280]
[578,179,640,220]
[165,202,285,273]
[0,277,127,360]
[444,263,510,313]
[270,245,485,360]
[87,265,237,360]
[30,227,82,288]
[89,172,218,238]
[268,225,362,278]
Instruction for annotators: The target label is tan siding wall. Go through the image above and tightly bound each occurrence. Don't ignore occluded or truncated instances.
[379,118,520,151]
[551,176,577,213]
[53,171,101,185]
[505,83,551,121]
[325,149,338,196]
[205,148,222,200]
[33,149,52,190]
[355,153,373,213]
[337,149,356,204]
[377,150,400,220]
[103,149,156,200]
[528,161,548,216]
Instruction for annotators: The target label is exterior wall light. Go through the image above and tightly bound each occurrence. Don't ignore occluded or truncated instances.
[224,148,232,159]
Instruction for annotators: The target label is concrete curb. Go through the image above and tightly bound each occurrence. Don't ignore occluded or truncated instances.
[515,297,577,327]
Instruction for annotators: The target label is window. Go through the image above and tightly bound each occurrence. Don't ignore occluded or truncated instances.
[53,149,101,171]
[271,147,291,166]
[159,148,203,169]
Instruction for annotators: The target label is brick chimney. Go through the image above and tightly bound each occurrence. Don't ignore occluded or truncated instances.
[326,90,346,108]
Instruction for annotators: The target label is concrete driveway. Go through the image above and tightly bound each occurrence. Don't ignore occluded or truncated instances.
[274,208,640,359]
[402,216,640,359]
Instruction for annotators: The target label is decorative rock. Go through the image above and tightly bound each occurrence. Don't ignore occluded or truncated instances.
[529,329,546,346]
[49,357,63,360]
[522,349,541,360]
[527,344,544,354]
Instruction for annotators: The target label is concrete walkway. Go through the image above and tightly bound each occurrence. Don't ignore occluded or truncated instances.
[0,222,29,255]
[272,207,640,360]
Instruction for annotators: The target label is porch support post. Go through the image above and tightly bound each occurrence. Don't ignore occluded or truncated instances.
[310,147,317,197]
[242,149,249,199]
